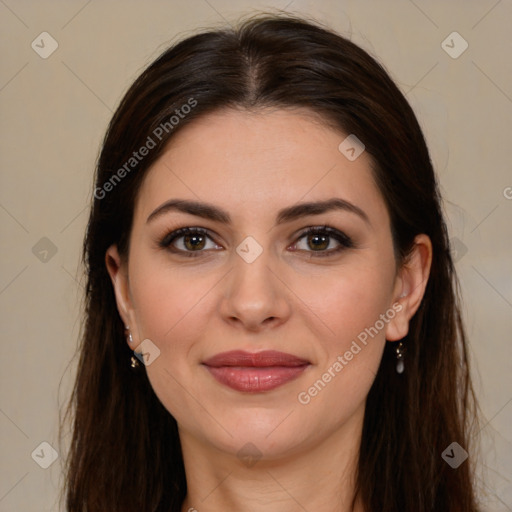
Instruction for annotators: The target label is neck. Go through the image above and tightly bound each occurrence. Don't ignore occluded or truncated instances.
[178,409,365,512]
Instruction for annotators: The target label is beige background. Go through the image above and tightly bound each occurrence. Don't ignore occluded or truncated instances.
[0,0,511,510]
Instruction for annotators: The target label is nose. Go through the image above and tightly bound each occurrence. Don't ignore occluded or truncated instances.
[219,248,292,333]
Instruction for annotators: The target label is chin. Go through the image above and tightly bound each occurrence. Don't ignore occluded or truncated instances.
[202,406,321,460]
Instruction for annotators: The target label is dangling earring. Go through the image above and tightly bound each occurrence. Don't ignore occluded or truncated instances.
[125,325,134,345]
[125,326,140,369]
[395,341,405,374]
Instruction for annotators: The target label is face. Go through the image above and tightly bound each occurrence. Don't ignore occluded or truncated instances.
[107,108,429,463]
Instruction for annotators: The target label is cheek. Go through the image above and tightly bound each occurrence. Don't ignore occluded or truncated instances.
[129,260,217,345]
[127,256,219,425]
[304,263,395,346]
[294,261,395,405]
[295,287,389,421]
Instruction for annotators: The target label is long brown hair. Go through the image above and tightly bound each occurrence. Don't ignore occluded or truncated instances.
[60,13,480,511]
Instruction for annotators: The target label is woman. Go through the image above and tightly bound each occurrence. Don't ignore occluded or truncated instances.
[61,13,480,512]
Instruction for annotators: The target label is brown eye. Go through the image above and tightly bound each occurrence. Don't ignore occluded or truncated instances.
[183,233,206,251]
[292,226,354,257]
[159,227,222,256]
[306,233,330,251]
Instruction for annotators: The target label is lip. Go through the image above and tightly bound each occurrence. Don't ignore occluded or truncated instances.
[202,350,310,392]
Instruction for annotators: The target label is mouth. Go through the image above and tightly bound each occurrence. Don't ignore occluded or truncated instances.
[202,350,311,392]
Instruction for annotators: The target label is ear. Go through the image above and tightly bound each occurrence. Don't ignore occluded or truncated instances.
[385,234,433,341]
[105,244,138,346]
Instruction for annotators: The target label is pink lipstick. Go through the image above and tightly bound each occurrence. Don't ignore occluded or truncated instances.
[202,350,310,392]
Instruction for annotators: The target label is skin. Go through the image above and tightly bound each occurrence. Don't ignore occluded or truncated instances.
[106,108,432,512]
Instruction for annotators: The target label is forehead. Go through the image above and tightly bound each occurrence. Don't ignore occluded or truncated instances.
[134,108,388,226]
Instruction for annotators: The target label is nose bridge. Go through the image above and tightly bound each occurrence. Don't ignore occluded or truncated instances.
[233,244,273,295]
[219,235,290,329]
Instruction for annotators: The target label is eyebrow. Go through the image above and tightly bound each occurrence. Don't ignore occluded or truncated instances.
[146,197,370,226]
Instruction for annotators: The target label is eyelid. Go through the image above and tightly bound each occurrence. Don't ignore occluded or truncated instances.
[291,225,354,256]
[158,225,354,257]
[295,225,353,244]
[159,226,212,247]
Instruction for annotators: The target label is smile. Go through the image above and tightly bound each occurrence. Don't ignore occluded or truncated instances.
[202,350,311,392]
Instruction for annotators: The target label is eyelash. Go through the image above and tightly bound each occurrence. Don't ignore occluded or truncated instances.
[158,225,354,258]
